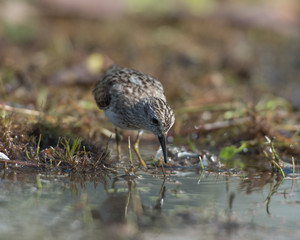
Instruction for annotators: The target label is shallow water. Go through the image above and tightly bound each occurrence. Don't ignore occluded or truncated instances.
[0,167,299,240]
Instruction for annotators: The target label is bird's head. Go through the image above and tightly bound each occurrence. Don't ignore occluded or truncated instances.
[142,97,175,163]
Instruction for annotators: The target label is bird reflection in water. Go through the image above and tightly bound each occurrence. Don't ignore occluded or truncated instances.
[92,177,166,228]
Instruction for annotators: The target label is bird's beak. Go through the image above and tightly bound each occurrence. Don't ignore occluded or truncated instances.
[158,135,168,163]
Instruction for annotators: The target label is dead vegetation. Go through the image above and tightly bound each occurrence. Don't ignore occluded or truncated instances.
[0,111,110,174]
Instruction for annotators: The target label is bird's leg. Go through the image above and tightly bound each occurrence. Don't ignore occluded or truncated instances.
[133,130,147,168]
[127,136,133,169]
[115,127,121,160]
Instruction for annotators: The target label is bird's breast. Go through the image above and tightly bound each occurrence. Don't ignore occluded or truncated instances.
[104,107,140,130]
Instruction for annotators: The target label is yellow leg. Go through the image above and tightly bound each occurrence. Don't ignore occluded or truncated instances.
[115,128,121,160]
[128,136,133,168]
[133,130,147,168]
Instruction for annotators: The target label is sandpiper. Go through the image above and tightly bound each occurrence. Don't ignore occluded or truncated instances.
[93,64,175,169]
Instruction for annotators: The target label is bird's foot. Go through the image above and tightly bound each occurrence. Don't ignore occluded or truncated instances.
[138,159,148,169]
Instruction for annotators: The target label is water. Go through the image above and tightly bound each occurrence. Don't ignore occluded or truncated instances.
[0,169,299,240]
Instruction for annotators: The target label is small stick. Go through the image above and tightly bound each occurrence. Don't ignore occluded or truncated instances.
[292,157,295,179]
[198,155,204,170]
[289,156,295,196]
[0,103,42,116]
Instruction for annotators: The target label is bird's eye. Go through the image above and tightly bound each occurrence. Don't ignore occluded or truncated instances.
[152,118,159,125]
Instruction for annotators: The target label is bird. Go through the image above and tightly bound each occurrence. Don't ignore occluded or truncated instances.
[92,64,175,171]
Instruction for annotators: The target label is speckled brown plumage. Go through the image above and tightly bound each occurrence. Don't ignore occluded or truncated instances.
[92,64,175,165]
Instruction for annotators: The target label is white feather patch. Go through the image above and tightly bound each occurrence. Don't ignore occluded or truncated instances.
[130,75,142,86]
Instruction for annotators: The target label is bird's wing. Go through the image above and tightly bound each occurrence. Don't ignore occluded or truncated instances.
[92,81,110,109]
[92,65,120,109]
[93,66,166,109]
[114,68,166,100]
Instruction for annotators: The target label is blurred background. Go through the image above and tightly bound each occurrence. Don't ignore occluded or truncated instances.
[0,0,299,150]
[1,0,299,104]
